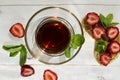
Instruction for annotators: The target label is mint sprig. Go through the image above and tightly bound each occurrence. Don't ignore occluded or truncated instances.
[65,34,85,58]
[100,13,119,29]
[71,34,85,49]
[2,44,27,66]
[95,39,108,54]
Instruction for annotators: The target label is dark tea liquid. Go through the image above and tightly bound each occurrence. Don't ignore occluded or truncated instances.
[36,19,71,54]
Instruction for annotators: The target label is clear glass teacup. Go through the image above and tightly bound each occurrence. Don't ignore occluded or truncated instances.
[25,7,83,65]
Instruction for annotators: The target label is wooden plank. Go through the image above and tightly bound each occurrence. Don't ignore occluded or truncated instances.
[0,65,119,80]
[0,0,119,5]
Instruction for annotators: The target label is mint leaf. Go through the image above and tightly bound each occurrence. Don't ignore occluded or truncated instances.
[100,13,119,29]
[8,46,22,53]
[71,43,78,49]
[104,14,113,25]
[107,22,119,27]
[106,14,113,23]
[65,47,71,58]
[2,44,27,66]
[64,34,85,58]
[3,45,22,55]
[100,14,105,22]
[10,51,19,57]
[2,45,21,50]
[95,39,108,54]
[71,34,85,49]
[104,14,113,28]
[20,45,27,66]
[100,14,105,26]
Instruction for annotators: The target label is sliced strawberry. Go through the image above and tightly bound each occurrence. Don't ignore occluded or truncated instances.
[86,12,100,26]
[44,69,58,80]
[100,53,111,66]
[92,26,106,40]
[9,23,25,38]
[107,27,119,40]
[21,65,35,77]
[108,41,120,54]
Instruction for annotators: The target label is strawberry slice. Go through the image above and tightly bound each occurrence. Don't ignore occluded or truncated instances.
[44,69,58,80]
[107,27,119,40]
[108,41,120,54]
[9,23,25,38]
[100,53,111,66]
[21,65,35,77]
[86,12,100,26]
[92,26,106,40]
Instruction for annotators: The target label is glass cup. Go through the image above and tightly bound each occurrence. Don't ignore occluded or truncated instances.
[35,16,74,56]
[25,7,83,65]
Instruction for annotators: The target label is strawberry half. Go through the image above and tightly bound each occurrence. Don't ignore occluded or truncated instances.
[9,23,25,38]
[107,27,119,40]
[44,69,58,80]
[100,53,111,66]
[108,41,120,54]
[86,12,100,26]
[21,65,35,77]
[92,26,106,40]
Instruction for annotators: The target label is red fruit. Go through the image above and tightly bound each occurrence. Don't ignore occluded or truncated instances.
[86,12,100,26]
[92,26,106,40]
[9,23,25,38]
[21,65,35,77]
[44,69,58,80]
[107,27,119,40]
[108,41,120,54]
[100,53,111,66]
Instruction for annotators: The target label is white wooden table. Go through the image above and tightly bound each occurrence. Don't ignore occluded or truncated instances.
[0,0,120,80]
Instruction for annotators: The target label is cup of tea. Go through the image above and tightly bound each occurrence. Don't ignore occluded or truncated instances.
[25,7,83,64]
[35,16,74,56]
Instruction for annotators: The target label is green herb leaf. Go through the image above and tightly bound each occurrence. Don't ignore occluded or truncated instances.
[99,13,119,29]
[2,44,27,66]
[71,43,78,49]
[95,39,108,54]
[102,22,107,29]
[10,51,19,57]
[71,34,85,49]
[19,45,27,66]
[8,46,22,53]
[105,13,113,23]
[65,47,71,58]
[100,14,105,26]
[2,45,21,50]
[64,34,85,58]
[107,22,119,27]
[100,14,105,22]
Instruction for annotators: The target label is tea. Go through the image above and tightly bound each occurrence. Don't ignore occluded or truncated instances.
[35,19,71,54]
